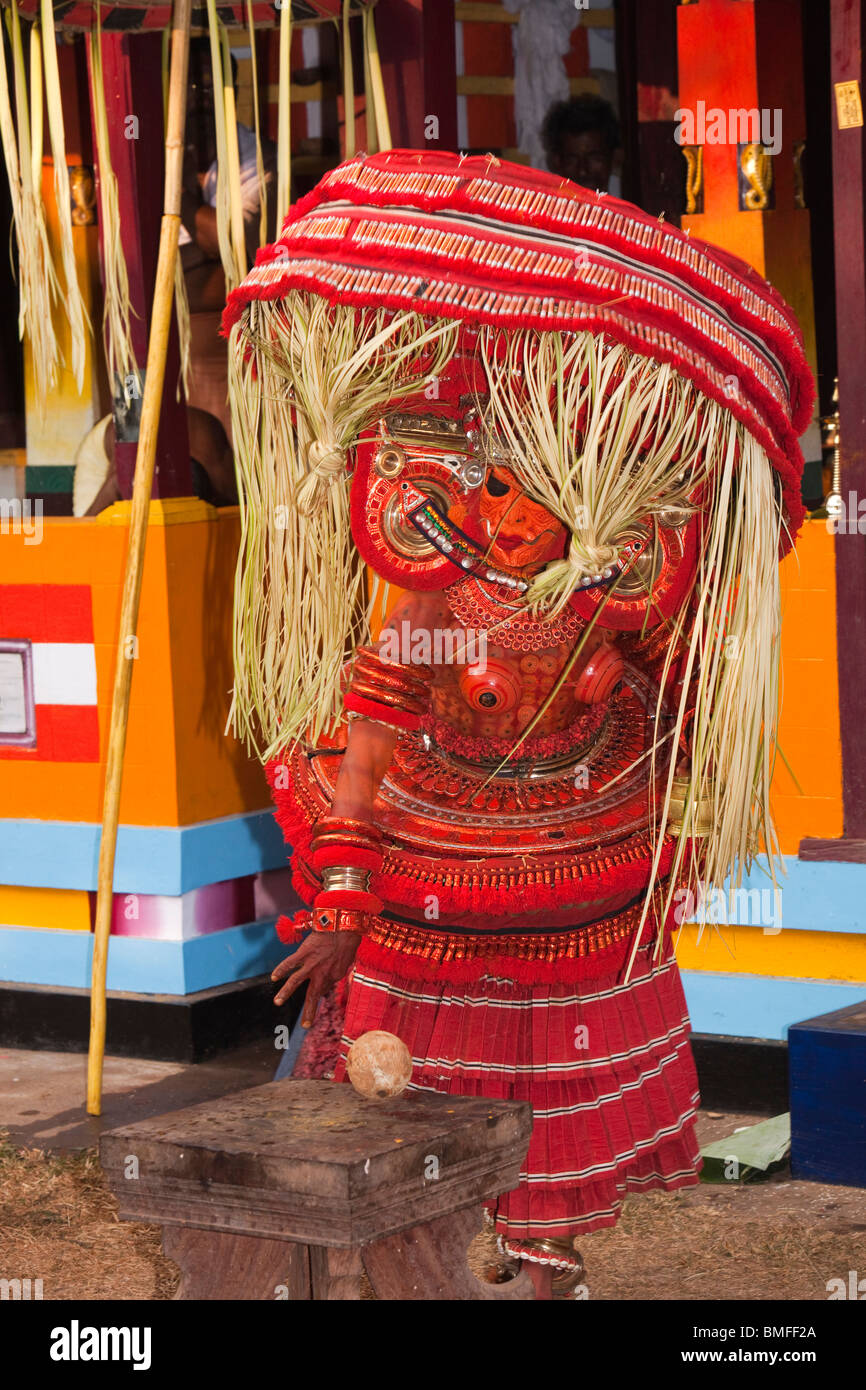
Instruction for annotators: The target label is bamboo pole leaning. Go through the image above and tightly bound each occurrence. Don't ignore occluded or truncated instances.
[86,0,192,1116]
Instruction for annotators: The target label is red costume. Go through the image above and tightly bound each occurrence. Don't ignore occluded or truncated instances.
[223,150,812,1284]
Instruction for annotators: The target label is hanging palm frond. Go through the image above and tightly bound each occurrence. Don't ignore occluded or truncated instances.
[0,3,62,398]
[92,0,139,406]
[40,0,90,390]
[228,293,460,756]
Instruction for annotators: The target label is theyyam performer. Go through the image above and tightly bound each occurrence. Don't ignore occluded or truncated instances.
[222,150,812,1299]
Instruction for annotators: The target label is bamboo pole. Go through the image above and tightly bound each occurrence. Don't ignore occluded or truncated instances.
[275,0,291,229]
[86,0,192,1116]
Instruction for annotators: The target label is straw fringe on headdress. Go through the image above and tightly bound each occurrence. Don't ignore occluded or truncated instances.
[223,149,813,936]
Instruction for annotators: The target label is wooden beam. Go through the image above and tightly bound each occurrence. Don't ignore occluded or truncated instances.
[455,1,614,24]
[456,75,599,98]
[371,0,457,151]
[423,0,457,150]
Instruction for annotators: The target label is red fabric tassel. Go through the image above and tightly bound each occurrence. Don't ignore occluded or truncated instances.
[369,841,675,918]
[314,888,383,913]
[355,916,663,985]
[310,845,383,872]
[275,910,309,945]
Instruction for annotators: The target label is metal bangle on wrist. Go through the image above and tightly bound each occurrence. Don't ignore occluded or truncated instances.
[310,905,373,935]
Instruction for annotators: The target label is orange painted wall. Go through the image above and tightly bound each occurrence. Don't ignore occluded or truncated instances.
[773,519,843,850]
[1,506,269,827]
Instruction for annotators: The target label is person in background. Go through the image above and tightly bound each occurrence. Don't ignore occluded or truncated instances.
[541,93,620,192]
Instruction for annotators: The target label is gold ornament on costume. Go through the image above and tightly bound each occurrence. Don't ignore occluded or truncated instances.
[666,775,714,838]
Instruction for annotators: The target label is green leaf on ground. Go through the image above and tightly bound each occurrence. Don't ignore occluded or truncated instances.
[699,1112,791,1184]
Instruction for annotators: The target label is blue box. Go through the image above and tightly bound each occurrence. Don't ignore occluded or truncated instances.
[789,1000,866,1188]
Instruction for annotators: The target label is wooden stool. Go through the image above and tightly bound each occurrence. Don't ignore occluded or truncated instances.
[100,1079,535,1300]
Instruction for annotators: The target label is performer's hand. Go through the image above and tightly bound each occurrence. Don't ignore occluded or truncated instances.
[271,929,362,1026]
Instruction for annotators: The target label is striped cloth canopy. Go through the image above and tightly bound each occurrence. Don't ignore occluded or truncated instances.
[4,0,374,30]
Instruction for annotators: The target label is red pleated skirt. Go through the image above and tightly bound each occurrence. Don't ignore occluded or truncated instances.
[333,936,702,1239]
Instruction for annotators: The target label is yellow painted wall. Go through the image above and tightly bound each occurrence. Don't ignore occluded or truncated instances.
[0,885,90,932]
[676,922,866,985]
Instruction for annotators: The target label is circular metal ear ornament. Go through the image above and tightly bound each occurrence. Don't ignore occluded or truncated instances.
[381,480,453,558]
[458,458,485,489]
[374,446,406,479]
[569,514,700,631]
[351,432,484,590]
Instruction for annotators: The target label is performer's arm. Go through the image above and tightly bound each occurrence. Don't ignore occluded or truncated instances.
[328,717,399,822]
[272,591,438,1021]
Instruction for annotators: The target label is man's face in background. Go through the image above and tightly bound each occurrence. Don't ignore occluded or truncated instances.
[549,129,614,192]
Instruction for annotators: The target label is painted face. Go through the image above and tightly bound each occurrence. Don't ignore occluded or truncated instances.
[479,466,567,572]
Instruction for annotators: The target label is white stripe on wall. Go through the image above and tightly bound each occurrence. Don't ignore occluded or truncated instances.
[31,643,97,706]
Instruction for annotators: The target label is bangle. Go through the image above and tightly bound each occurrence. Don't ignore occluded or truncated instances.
[345,646,432,724]
[309,817,385,874]
[314,864,383,914]
[344,692,422,731]
[310,816,383,848]
[310,906,374,935]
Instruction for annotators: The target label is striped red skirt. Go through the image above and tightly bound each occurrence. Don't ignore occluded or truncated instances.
[333,936,702,1240]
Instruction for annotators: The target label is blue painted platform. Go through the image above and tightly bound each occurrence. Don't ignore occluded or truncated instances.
[0,811,288,895]
[0,919,286,995]
[681,970,866,1041]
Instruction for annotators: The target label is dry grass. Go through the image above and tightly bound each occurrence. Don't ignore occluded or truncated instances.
[577,1180,866,1301]
[0,1133,177,1302]
[1,1130,861,1301]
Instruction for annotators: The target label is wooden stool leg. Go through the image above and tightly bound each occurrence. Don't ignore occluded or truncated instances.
[163,1227,311,1300]
[362,1205,535,1301]
[309,1246,363,1300]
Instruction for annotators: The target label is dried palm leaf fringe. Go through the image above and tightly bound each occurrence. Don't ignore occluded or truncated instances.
[228,293,459,757]
[41,0,89,391]
[0,5,62,399]
[231,311,786,960]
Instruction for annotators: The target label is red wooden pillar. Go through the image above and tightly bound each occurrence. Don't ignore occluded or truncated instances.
[808,0,866,854]
[90,32,191,499]
[616,0,682,219]
[374,0,457,150]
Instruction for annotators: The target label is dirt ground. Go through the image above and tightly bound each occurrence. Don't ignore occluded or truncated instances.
[1,1115,863,1301]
